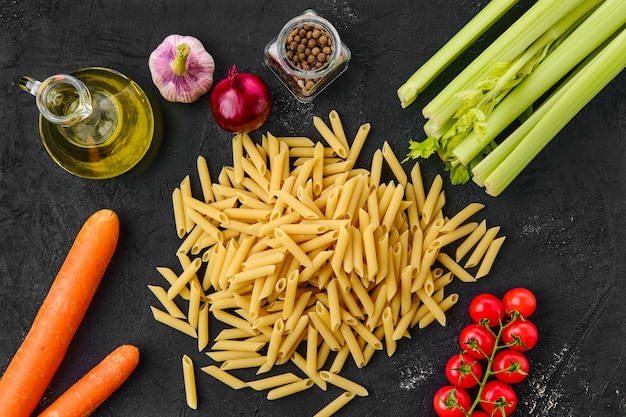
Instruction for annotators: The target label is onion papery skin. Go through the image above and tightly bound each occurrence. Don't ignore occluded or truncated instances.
[210,65,272,134]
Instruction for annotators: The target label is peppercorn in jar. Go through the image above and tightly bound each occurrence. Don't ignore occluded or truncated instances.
[264,10,351,103]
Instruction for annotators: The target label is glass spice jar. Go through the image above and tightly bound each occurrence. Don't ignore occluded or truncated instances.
[264,9,351,103]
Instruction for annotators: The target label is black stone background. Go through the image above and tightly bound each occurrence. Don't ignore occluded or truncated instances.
[1,1,625,416]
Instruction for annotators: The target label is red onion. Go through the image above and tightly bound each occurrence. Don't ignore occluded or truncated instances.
[210,64,272,133]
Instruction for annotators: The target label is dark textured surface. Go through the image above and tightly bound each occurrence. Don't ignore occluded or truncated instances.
[1,1,625,416]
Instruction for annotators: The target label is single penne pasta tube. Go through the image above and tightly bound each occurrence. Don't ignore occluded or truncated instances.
[429,221,478,250]
[206,350,260,362]
[314,391,357,417]
[456,219,487,261]
[326,278,342,332]
[349,274,374,317]
[222,207,271,222]
[242,133,267,175]
[290,146,336,158]
[211,310,256,336]
[211,339,265,352]
[409,162,426,214]
[172,187,187,239]
[404,183,420,233]
[232,134,245,184]
[282,270,300,320]
[188,280,203,329]
[167,258,202,300]
[201,365,247,390]
[465,225,501,268]
[252,310,283,330]
[362,224,379,281]
[365,283,387,331]
[409,226,423,267]
[346,122,371,165]
[197,155,214,203]
[440,202,484,233]
[215,327,254,341]
[308,312,341,351]
[332,176,360,220]
[278,314,310,358]
[177,223,204,256]
[150,306,197,338]
[313,142,325,196]
[208,295,240,312]
[313,116,348,158]
[197,303,209,351]
[241,251,285,271]
[328,110,349,150]
[224,234,257,276]
[437,252,476,283]
[382,141,407,186]
[292,157,317,192]
[419,293,459,329]
[306,324,319,376]
[412,248,439,292]
[381,183,405,231]
[220,356,268,371]
[182,355,198,409]
[248,373,302,391]
[185,208,224,244]
[433,271,454,291]
[351,322,383,350]
[339,323,365,368]
[382,306,397,357]
[178,176,194,233]
[279,223,329,235]
[156,266,190,300]
[258,211,301,237]
[392,301,420,341]
[230,264,275,286]
[267,378,314,400]
[147,285,186,319]
[330,226,350,273]
[274,228,313,268]
[422,218,445,253]
[319,370,369,397]
[416,288,447,326]
[284,291,314,332]
[270,149,288,194]
[369,148,383,188]
[475,235,506,279]
[400,265,416,316]
[273,189,320,220]
[290,351,327,390]
[298,250,334,284]
[240,178,272,205]
[421,174,443,225]
[277,136,315,147]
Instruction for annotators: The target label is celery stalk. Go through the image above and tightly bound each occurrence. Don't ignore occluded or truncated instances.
[397,0,520,109]
[480,27,626,196]
[421,0,590,134]
[451,0,626,166]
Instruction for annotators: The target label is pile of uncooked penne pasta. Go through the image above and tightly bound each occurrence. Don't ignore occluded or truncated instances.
[149,110,505,415]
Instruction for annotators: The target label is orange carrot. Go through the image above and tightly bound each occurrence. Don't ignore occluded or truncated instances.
[37,344,140,417]
[0,209,119,417]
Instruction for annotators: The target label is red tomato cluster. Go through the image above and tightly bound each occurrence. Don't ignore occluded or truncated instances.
[433,288,538,417]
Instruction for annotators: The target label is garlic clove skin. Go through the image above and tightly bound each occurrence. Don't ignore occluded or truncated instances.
[149,34,215,103]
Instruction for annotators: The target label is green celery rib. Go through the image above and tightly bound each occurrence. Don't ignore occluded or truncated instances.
[480,27,626,196]
[452,0,626,166]
[397,0,520,109]
[421,0,590,136]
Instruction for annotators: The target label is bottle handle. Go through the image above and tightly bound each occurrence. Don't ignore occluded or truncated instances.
[18,74,93,126]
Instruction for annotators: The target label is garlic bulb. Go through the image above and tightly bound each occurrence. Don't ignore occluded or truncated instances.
[148,34,215,103]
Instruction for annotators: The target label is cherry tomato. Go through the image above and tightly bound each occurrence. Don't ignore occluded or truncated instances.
[502,287,536,318]
[479,380,517,417]
[492,350,530,384]
[469,293,505,327]
[433,385,472,417]
[445,353,483,389]
[501,318,538,351]
[459,323,496,359]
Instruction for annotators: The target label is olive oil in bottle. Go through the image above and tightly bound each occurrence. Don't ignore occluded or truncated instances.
[21,67,161,179]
